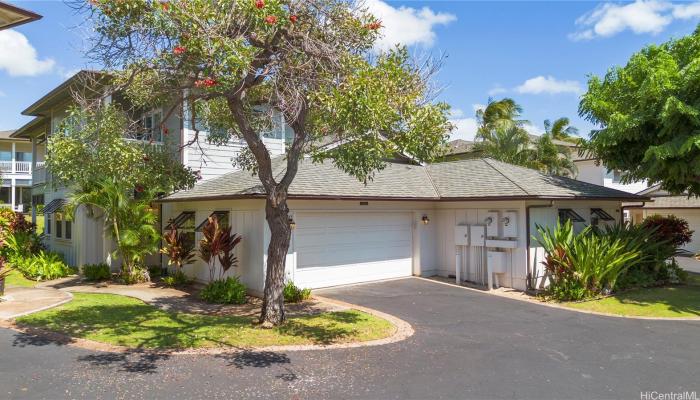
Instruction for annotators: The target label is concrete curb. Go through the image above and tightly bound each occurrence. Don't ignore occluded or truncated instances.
[0,289,74,320]
[0,294,414,355]
[417,277,700,322]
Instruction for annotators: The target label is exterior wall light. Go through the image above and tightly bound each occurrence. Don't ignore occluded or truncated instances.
[288,216,296,230]
[422,215,430,225]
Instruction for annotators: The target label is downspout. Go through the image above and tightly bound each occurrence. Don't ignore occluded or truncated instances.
[525,200,554,291]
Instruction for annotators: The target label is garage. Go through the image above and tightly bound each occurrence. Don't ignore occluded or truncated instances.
[291,212,414,289]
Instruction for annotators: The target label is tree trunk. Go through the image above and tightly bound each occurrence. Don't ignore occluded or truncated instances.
[259,195,291,327]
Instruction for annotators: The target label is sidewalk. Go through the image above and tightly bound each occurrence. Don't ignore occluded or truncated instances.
[0,287,72,320]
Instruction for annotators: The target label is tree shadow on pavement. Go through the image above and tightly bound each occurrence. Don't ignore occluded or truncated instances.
[77,351,171,374]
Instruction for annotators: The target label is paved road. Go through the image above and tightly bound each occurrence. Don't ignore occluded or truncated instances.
[1,278,698,399]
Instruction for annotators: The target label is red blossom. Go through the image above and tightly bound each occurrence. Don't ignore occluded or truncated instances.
[135,185,144,193]
[143,155,150,162]
[365,21,382,30]
[255,0,264,9]
[194,78,217,88]
[161,2,169,11]
[173,45,186,55]
[163,127,169,135]
[265,15,278,24]
[289,15,298,23]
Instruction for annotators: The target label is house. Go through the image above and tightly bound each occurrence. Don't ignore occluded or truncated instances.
[159,157,646,294]
[626,185,700,254]
[10,70,286,266]
[0,1,40,30]
[0,130,37,212]
[572,154,649,194]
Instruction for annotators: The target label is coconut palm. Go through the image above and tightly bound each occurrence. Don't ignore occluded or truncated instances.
[532,134,577,176]
[544,117,580,142]
[71,179,159,280]
[475,98,528,141]
[473,125,534,166]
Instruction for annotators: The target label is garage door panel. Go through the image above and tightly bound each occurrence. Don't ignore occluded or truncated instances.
[293,212,413,288]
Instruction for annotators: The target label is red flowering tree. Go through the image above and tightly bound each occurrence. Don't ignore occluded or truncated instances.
[77,0,452,326]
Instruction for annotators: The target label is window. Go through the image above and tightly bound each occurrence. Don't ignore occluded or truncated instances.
[46,214,52,235]
[166,211,196,248]
[65,220,72,240]
[612,170,623,183]
[0,187,10,205]
[0,151,11,161]
[15,152,32,162]
[55,214,63,238]
[558,209,585,223]
[195,211,230,232]
[139,110,163,142]
[591,208,615,221]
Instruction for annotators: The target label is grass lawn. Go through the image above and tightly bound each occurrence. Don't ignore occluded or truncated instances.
[563,274,700,318]
[16,293,394,349]
[4,268,35,288]
[34,214,44,233]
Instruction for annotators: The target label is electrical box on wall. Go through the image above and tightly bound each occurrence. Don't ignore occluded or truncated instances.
[454,225,469,246]
[484,211,499,237]
[470,225,486,247]
[501,210,518,238]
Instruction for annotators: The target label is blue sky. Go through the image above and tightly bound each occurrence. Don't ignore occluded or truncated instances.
[1,0,700,140]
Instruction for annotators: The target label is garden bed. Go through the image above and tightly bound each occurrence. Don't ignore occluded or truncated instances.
[15,292,395,349]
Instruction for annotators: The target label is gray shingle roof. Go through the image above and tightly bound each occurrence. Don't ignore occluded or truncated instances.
[164,157,646,202]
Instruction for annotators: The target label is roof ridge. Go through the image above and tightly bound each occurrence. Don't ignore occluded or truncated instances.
[482,158,531,196]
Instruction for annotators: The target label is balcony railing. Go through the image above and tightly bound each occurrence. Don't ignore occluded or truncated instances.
[0,161,38,174]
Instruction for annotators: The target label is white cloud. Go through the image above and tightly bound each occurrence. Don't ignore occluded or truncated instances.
[364,0,456,52]
[673,2,700,19]
[472,103,486,113]
[449,117,479,141]
[571,0,700,40]
[0,30,55,77]
[515,75,583,95]
[523,123,545,136]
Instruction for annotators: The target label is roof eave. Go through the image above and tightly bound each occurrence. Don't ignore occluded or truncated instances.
[0,2,41,30]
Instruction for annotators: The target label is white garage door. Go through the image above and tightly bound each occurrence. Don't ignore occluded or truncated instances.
[292,212,413,288]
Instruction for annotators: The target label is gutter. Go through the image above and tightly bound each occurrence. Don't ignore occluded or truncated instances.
[525,201,554,291]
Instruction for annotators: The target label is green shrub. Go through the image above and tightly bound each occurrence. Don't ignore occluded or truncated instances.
[147,264,164,279]
[161,270,192,287]
[200,276,247,304]
[537,220,642,301]
[284,281,312,303]
[11,251,74,281]
[0,231,44,260]
[115,265,150,285]
[82,263,111,281]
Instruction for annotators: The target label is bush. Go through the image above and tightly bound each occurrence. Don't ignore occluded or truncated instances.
[11,251,74,281]
[82,263,111,281]
[115,266,150,285]
[200,276,247,304]
[537,220,642,301]
[147,264,164,279]
[283,281,312,303]
[161,270,192,287]
[641,215,694,248]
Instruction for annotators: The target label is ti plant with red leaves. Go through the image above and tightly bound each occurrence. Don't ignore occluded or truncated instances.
[199,216,243,283]
[160,227,196,273]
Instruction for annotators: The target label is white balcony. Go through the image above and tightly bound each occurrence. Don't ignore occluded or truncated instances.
[0,161,37,175]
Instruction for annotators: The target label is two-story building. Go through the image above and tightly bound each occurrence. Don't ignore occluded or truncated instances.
[0,130,40,212]
[11,70,286,266]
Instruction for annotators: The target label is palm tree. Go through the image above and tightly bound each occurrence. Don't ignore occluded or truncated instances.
[71,179,159,280]
[473,125,534,166]
[532,134,577,176]
[475,98,528,141]
[544,117,580,142]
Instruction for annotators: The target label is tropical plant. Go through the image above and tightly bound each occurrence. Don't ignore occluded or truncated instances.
[531,134,576,176]
[0,257,10,296]
[641,215,694,249]
[81,263,111,281]
[199,216,242,282]
[536,220,643,300]
[0,231,44,259]
[11,251,74,281]
[543,117,579,142]
[78,0,453,326]
[473,125,533,166]
[70,179,160,281]
[475,98,527,141]
[199,276,247,305]
[283,281,312,303]
[160,227,196,273]
[162,270,192,287]
[579,26,700,195]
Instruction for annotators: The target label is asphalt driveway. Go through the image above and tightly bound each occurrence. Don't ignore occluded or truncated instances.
[1,277,698,399]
